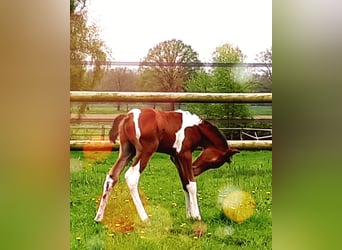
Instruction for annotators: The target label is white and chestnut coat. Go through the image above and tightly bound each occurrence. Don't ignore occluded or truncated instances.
[95,108,239,222]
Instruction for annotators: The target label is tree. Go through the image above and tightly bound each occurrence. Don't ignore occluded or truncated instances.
[94,67,138,110]
[70,0,86,13]
[96,68,137,92]
[250,47,272,93]
[70,0,111,116]
[138,39,201,92]
[185,69,219,117]
[135,70,161,92]
[186,44,251,122]
[70,8,110,91]
[256,47,272,82]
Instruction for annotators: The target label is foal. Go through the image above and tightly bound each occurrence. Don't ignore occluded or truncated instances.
[94,108,239,222]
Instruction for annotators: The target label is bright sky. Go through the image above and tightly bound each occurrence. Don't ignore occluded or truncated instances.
[87,0,272,62]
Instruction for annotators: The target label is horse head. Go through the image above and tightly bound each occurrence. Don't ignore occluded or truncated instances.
[192,147,239,176]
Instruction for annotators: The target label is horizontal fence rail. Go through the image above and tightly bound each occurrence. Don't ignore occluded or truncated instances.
[70,140,272,151]
[70,91,272,103]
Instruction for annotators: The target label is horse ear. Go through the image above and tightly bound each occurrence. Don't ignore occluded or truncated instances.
[228,148,240,155]
[225,148,239,162]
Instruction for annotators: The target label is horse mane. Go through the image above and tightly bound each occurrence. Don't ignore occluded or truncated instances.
[198,120,228,150]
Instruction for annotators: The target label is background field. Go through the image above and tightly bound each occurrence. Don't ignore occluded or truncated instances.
[70,150,271,249]
[70,103,272,116]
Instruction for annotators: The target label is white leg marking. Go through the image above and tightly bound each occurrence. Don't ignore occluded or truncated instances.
[128,108,141,140]
[186,181,201,220]
[94,175,114,222]
[173,110,202,153]
[183,190,191,218]
[125,161,149,221]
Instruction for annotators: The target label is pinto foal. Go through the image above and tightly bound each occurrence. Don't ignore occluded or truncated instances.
[94,108,239,222]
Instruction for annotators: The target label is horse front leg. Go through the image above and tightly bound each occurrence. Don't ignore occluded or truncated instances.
[183,179,201,220]
[172,153,201,220]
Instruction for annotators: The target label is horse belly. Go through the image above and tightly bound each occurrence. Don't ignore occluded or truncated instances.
[157,136,177,154]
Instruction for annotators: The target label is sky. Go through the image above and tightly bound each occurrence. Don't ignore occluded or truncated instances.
[87,0,272,62]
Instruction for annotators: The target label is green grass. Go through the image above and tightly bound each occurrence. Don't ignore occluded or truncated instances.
[249,105,272,116]
[70,150,272,249]
[70,104,118,114]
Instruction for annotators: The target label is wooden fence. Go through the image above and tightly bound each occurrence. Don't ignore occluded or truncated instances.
[70,91,272,150]
[70,91,272,103]
[70,140,272,151]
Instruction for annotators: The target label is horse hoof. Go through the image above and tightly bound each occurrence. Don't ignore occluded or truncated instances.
[94,216,103,222]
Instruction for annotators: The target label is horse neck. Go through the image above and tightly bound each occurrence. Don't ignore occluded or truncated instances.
[198,120,228,150]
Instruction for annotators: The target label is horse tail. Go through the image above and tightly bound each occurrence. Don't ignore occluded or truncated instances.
[109,114,127,143]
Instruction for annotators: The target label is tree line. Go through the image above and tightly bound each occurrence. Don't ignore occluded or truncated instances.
[70,0,272,119]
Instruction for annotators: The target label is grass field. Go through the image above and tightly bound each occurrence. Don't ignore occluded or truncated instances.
[70,150,272,249]
[249,105,272,116]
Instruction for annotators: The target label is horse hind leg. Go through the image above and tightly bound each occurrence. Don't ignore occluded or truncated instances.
[125,160,149,221]
[94,143,133,222]
[125,148,156,222]
[94,174,114,222]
